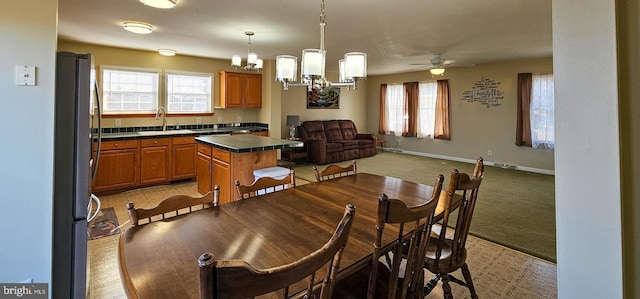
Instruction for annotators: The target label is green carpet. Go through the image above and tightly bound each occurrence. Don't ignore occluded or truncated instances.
[292,152,556,262]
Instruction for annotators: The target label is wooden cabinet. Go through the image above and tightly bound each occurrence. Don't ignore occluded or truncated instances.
[196,144,212,195]
[212,158,231,204]
[171,136,197,180]
[219,71,262,108]
[140,138,170,185]
[93,140,139,192]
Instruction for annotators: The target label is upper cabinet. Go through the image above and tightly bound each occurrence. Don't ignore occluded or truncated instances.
[219,71,262,108]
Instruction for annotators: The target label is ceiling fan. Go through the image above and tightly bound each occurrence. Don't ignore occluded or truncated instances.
[411,53,472,76]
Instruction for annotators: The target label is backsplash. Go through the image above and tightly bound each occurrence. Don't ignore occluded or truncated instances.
[93,122,268,134]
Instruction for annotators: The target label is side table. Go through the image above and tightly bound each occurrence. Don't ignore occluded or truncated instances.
[281,139,308,164]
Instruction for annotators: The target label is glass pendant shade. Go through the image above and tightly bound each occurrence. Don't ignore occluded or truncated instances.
[338,59,346,82]
[256,59,263,70]
[247,53,258,65]
[231,55,242,68]
[301,49,326,78]
[430,68,446,75]
[276,55,298,81]
[345,52,367,78]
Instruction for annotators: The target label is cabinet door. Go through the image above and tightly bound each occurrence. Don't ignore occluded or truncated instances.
[196,152,212,195]
[93,148,138,192]
[212,159,231,204]
[222,72,244,108]
[244,74,262,108]
[172,143,197,180]
[140,146,170,185]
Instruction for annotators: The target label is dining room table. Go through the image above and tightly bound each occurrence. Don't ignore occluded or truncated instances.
[117,172,456,298]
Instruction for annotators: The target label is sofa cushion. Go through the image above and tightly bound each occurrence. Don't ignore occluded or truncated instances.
[325,142,344,153]
[301,121,326,140]
[324,120,344,142]
[338,120,359,140]
[336,140,359,150]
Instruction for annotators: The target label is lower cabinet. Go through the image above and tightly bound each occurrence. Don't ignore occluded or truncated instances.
[196,144,212,195]
[92,140,139,192]
[171,136,197,180]
[140,138,170,185]
[212,158,231,204]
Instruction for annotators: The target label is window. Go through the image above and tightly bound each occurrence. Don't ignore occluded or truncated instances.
[102,68,160,114]
[166,73,212,113]
[531,74,555,148]
[417,81,437,138]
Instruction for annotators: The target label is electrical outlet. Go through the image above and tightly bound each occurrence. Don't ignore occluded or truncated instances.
[196,117,202,124]
[236,116,241,123]
[217,116,223,123]
[115,119,122,127]
[488,149,493,156]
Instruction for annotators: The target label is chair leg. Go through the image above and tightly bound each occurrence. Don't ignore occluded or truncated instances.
[461,263,478,299]
[423,273,440,295]
[441,274,454,299]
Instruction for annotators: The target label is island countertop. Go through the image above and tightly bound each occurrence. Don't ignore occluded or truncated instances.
[195,134,302,153]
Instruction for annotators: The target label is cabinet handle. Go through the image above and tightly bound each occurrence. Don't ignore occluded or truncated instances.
[114,143,119,147]
[154,140,158,144]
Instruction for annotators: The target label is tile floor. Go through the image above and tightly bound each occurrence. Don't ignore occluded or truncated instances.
[87,180,557,299]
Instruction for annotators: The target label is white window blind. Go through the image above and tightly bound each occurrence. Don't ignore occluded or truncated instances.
[531,74,555,149]
[102,68,159,114]
[166,73,212,113]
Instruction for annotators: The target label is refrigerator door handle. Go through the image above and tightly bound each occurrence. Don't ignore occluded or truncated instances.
[87,194,101,222]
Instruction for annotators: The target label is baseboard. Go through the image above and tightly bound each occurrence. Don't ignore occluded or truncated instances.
[383,149,555,176]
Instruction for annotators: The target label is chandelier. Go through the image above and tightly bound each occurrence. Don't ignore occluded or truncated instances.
[232,31,263,72]
[275,0,367,91]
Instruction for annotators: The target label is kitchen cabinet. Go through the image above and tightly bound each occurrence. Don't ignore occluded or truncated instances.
[212,157,231,204]
[140,138,170,185]
[171,136,197,180]
[196,148,212,195]
[219,71,262,108]
[92,140,139,192]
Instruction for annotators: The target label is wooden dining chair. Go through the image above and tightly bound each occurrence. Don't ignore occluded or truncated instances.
[198,204,356,299]
[423,169,483,299]
[473,157,484,178]
[313,160,357,182]
[332,174,445,299]
[234,169,295,200]
[127,185,220,226]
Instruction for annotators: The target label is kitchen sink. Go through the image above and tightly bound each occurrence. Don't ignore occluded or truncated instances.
[137,129,194,136]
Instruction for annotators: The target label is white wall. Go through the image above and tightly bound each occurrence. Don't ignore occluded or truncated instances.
[553,0,623,297]
[0,1,57,285]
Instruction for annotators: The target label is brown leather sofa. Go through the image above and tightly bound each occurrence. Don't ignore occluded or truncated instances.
[299,120,376,165]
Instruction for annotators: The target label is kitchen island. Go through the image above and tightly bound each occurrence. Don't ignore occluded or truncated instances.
[195,134,302,203]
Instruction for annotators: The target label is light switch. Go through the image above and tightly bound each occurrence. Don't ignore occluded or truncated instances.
[15,65,36,86]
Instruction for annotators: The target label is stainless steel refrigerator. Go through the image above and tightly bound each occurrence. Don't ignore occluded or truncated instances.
[52,51,101,298]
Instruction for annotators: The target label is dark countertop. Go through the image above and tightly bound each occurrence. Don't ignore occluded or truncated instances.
[195,135,303,153]
[96,126,268,141]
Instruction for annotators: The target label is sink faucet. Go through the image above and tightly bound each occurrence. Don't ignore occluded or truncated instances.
[155,107,167,131]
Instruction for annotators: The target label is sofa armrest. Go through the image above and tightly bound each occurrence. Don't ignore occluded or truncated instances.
[302,138,327,164]
[355,133,375,142]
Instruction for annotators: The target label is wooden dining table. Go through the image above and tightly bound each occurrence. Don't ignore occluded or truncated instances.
[118,173,453,298]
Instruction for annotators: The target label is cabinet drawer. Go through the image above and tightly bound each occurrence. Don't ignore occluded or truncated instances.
[197,144,212,156]
[141,138,170,147]
[212,148,230,163]
[172,136,196,145]
[98,139,138,150]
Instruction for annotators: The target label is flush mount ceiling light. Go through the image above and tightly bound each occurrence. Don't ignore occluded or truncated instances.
[157,49,176,56]
[139,0,176,9]
[123,21,153,34]
[430,68,445,76]
[276,0,367,91]
[231,31,263,72]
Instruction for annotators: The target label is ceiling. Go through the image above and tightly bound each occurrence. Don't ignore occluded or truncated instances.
[58,0,552,76]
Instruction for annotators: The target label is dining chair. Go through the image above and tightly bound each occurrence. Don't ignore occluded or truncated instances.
[332,174,445,299]
[423,169,483,299]
[473,157,484,178]
[198,204,356,299]
[234,169,295,200]
[127,185,220,226]
[313,160,357,182]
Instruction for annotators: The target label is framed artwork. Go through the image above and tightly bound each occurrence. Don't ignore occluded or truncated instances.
[307,88,340,109]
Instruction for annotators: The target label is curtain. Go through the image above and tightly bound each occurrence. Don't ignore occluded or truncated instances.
[379,84,387,134]
[417,81,437,138]
[402,82,418,137]
[434,80,451,140]
[516,73,532,146]
[385,84,404,136]
[531,74,555,148]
